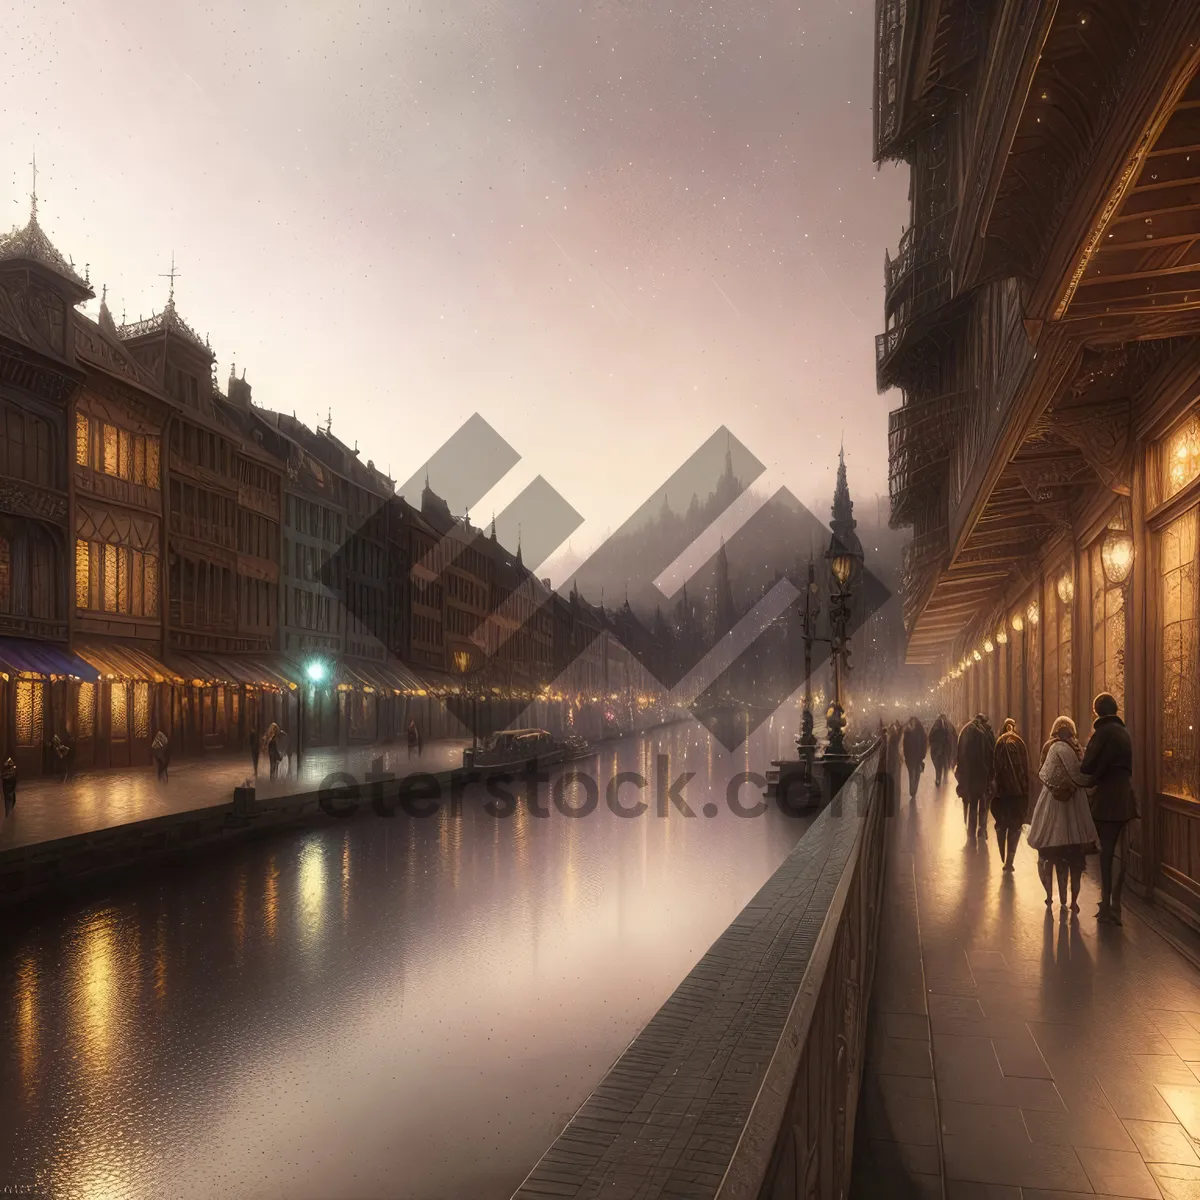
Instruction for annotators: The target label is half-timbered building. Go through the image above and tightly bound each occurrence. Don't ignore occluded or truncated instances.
[0,197,98,775]
[878,0,1200,923]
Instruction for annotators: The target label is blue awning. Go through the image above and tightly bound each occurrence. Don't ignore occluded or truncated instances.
[0,637,100,682]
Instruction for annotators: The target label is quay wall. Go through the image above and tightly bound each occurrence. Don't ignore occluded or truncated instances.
[511,734,896,1200]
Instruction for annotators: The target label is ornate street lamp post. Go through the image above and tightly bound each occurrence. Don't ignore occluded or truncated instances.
[797,553,824,765]
[298,658,328,775]
[823,535,857,756]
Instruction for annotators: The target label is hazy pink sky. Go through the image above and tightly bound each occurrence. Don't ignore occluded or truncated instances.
[2,0,906,562]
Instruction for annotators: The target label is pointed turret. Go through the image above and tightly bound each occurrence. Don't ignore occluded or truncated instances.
[0,160,94,307]
[830,444,863,560]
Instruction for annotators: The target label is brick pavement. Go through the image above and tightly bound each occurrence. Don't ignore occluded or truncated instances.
[853,757,1200,1200]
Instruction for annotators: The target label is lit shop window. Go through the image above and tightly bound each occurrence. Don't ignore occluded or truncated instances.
[111,682,128,738]
[1159,505,1199,801]
[76,413,161,488]
[76,541,159,617]
[15,680,44,747]
[1089,541,1126,713]
[134,682,150,741]
[77,682,95,739]
[1164,413,1200,501]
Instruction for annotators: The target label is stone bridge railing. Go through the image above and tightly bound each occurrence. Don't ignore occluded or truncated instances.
[511,736,895,1200]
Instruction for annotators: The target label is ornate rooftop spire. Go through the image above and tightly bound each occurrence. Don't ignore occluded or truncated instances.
[0,156,93,301]
[830,444,862,558]
[116,254,209,356]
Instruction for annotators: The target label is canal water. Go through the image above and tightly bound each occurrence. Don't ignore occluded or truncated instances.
[1,717,816,1200]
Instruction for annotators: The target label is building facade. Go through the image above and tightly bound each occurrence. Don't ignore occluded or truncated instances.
[878,1,1200,923]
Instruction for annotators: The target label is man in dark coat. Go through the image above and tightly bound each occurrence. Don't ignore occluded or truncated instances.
[956,714,995,838]
[929,714,956,787]
[991,718,1031,871]
[1081,693,1137,925]
[902,717,928,801]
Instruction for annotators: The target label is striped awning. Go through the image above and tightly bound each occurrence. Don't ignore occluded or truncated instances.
[167,652,299,691]
[74,639,182,683]
[340,656,426,696]
[0,637,100,682]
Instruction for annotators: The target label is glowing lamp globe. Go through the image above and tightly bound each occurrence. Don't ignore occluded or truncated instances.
[996,626,1008,645]
[306,660,327,684]
[1011,610,1024,633]
[1101,527,1134,585]
[983,638,994,654]
[1057,572,1074,604]
[831,553,853,587]
[972,648,982,662]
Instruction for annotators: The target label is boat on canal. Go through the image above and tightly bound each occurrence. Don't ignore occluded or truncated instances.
[463,728,593,772]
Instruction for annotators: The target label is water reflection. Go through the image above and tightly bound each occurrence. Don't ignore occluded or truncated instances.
[0,720,814,1200]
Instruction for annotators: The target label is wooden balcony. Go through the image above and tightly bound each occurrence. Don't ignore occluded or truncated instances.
[169,513,236,551]
[168,451,238,497]
[238,482,280,521]
[0,613,67,642]
[0,475,67,525]
[873,0,906,160]
[74,465,159,514]
[876,212,957,391]
[888,390,962,527]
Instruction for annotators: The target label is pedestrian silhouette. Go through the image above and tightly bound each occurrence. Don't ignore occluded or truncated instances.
[1081,692,1138,925]
[991,718,1031,871]
[1028,716,1098,913]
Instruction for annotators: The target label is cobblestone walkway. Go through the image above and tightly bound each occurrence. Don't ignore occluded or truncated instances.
[854,761,1200,1199]
[0,740,469,852]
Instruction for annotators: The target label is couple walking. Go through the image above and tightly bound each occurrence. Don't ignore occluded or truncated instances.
[955,713,1028,870]
[1028,694,1137,922]
[899,712,956,799]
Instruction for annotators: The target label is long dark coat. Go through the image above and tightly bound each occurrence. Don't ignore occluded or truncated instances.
[955,718,995,801]
[929,716,956,768]
[1081,714,1137,823]
[902,718,928,767]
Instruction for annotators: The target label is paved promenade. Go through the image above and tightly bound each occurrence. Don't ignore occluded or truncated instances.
[854,761,1200,1200]
[0,739,469,852]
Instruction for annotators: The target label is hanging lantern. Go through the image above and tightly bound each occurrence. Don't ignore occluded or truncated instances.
[983,638,994,654]
[1101,525,1134,585]
[1056,572,1074,604]
[1010,610,1025,633]
[996,626,1008,645]
[972,648,982,662]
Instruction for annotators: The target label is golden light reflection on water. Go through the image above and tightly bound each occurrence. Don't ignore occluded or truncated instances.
[77,912,119,1077]
[264,856,279,939]
[297,839,327,948]
[341,832,352,923]
[15,953,37,1099]
[232,867,247,954]
[153,912,168,1002]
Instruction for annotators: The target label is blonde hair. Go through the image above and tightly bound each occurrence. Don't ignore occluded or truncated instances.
[1050,716,1077,741]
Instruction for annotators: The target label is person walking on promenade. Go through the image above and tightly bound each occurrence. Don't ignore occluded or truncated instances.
[1028,716,1098,913]
[956,714,995,838]
[1,757,15,818]
[991,718,1031,871]
[902,716,928,801]
[265,722,281,780]
[1081,692,1138,925]
[929,714,956,787]
[250,724,261,776]
[274,727,290,778]
[407,719,419,759]
[151,730,170,782]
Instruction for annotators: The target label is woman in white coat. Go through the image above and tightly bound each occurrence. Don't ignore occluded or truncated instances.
[1027,716,1098,912]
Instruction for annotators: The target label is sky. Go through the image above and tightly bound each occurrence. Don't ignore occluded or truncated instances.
[1,0,907,573]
